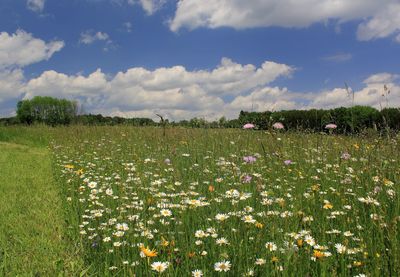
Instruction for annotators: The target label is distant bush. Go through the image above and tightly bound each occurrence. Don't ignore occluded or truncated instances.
[73,114,156,126]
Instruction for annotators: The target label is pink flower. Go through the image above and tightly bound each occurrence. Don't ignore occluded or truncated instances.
[284,160,292,165]
[341,152,351,160]
[325,123,337,129]
[243,123,255,129]
[243,156,257,164]
[242,175,252,183]
[273,122,284,130]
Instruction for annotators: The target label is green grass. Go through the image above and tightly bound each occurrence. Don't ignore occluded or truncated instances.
[0,125,51,147]
[0,139,83,276]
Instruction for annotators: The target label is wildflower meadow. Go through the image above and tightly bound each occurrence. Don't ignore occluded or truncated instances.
[41,125,399,276]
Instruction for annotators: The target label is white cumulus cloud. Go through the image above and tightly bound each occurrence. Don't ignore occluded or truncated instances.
[0,30,64,70]
[0,30,64,107]
[169,0,400,42]
[363,73,399,85]
[0,70,25,103]
[20,58,292,120]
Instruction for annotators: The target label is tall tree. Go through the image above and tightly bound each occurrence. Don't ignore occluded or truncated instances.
[17,96,78,125]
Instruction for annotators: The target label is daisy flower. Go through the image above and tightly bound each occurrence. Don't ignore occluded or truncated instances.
[192,269,203,277]
[151,261,169,273]
[265,242,277,251]
[214,260,231,272]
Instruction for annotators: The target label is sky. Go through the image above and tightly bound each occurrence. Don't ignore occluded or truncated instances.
[0,0,400,120]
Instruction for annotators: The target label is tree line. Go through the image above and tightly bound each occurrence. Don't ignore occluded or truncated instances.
[0,96,399,134]
[237,106,400,134]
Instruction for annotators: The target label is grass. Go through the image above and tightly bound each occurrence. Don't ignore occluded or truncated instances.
[0,132,83,276]
[0,125,399,276]
[52,126,399,276]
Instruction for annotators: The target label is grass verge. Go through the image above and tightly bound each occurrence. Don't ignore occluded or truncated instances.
[0,141,83,276]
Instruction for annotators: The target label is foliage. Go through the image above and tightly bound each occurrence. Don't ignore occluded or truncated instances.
[16,96,78,126]
[73,114,156,126]
[239,106,399,134]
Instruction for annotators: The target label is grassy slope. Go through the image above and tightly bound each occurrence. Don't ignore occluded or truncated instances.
[0,132,83,275]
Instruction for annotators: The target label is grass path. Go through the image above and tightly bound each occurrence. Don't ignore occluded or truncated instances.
[0,141,82,276]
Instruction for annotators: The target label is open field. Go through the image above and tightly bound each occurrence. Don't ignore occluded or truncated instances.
[0,126,399,276]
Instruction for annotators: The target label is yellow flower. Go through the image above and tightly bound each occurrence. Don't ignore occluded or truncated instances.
[297,239,303,247]
[64,164,74,169]
[353,143,360,150]
[384,179,394,186]
[188,252,196,258]
[313,250,325,259]
[161,236,169,247]
[255,222,263,229]
[353,261,362,267]
[323,203,333,209]
[140,246,157,258]
[311,184,320,192]
[271,256,279,263]
[75,169,84,175]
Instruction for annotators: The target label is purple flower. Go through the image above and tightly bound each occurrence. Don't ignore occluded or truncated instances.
[243,156,257,164]
[242,175,252,183]
[273,122,284,130]
[325,123,337,129]
[341,152,351,160]
[284,160,292,165]
[243,123,255,129]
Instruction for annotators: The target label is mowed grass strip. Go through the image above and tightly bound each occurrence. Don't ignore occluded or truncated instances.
[0,141,83,276]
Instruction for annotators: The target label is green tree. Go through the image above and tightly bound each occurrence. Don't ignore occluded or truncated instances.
[16,96,78,125]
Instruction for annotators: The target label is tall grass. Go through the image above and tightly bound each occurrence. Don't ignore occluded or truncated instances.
[50,126,399,276]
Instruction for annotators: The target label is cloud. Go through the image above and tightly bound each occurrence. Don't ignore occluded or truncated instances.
[0,70,25,103]
[121,0,165,15]
[20,58,292,120]
[169,0,400,42]
[0,30,64,70]
[79,30,110,44]
[79,30,116,51]
[357,3,400,42]
[307,82,400,110]
[363,73,399,85]
[27,0,45,12]
[322,53,352,63]
[0,30,64,109]
[137,0,166,15]
[123,22,133,33]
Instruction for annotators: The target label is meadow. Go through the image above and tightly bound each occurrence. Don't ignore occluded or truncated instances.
[0,126,399,276]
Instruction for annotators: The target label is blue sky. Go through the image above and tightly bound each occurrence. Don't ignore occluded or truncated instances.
[0,0,399,120]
